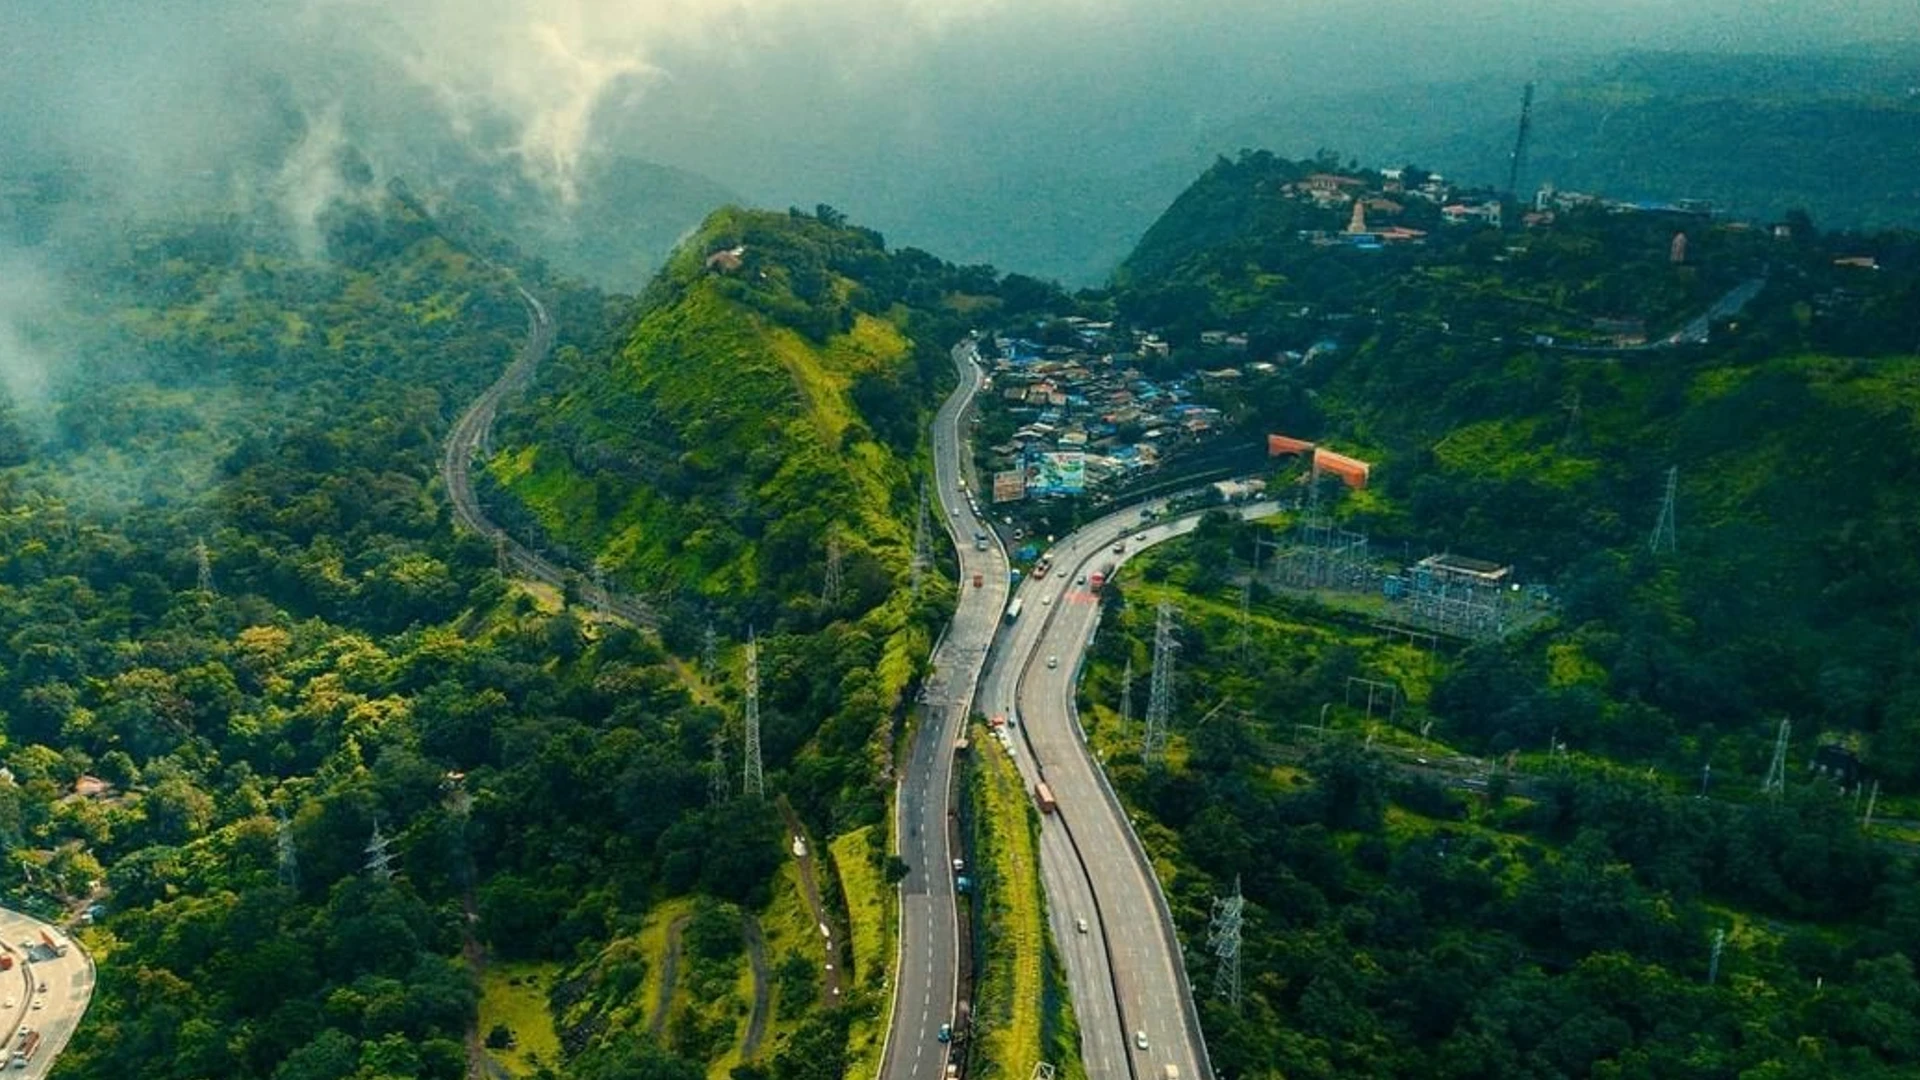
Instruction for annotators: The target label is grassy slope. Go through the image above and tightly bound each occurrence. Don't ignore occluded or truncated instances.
[478,963,564,1076]
[490,208,915,599]
[831,827,894,1076]
[965,720,1081,1076]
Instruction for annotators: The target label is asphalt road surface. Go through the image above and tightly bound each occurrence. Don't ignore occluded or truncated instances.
[993,499,1277,1080]
[440,285,656,627]
[881,338,1010,1080]
[0,910,95,1079]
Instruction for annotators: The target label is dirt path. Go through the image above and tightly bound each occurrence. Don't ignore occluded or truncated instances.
[649,916,691,1036]
[741,914,771,1059]
[776,797,845,1003]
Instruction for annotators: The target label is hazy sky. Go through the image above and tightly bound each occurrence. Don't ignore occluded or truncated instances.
[3,0,1916,275]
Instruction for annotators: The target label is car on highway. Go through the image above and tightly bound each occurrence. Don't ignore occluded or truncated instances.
[1075,573,1086,585]
[3,998,11,1008]
[1046,655,1058,669]
[1112,542,1125,554]
[1075,917,1088,934]
[31,999,42,1011]
[1135,1031,1150,1051]
[1136,532,1148,541]
[937,1023,952,1043]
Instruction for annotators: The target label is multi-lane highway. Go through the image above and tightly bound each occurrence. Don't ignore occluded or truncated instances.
[0,909,95,1078]
[881,338,1010,1080]
[983,498,1276,1080]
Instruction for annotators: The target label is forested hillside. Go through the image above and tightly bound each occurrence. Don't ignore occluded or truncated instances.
[1067,151,1920,1078]
[0,185,1011,1080]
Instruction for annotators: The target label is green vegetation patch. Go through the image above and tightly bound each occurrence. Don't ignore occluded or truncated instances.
[964,721,1057,1073]
[478,962,563,1076]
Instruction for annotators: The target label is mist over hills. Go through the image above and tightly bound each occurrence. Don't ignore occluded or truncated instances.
[6,2,1919,294]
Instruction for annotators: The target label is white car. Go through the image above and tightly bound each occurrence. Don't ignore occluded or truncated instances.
[3,998,12,1009]
[1135,1031,1150,1051]
[1075,918,1088,934]
[31,999,43,1011]
[1046,655,1058,669]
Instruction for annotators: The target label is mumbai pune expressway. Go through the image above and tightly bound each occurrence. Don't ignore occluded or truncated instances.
[883,332,1277,1080]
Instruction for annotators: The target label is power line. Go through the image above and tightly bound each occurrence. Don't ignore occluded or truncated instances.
[742,632,765,799]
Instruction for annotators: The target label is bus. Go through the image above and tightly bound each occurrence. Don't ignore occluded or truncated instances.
[1034,781,1057,814]
[1004,597,1024,623]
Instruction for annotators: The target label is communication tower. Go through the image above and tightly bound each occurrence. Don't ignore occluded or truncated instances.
[1507,81,1536,207]
[743,633,765,799]
[1142,603,1178,764]
[1208,875,1245,1012]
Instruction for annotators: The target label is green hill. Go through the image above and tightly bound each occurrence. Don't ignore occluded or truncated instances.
[1115,151,1920,780]
[489,206,981,626]
[1075,151,1920,1080]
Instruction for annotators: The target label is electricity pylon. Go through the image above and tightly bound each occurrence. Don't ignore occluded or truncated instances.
[742,633,765,799]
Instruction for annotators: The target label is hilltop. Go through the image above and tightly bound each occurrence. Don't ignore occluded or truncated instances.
[487,205,992,630]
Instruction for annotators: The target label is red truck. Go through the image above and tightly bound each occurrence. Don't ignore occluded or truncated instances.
[1089,562,1115,590]
[1034,782,1058,814]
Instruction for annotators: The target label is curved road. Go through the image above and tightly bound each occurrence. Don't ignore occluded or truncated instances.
[0,911,95,1079]
[440,284,656,627]
[881,338,1010,1080]
[991,498,1277,1080]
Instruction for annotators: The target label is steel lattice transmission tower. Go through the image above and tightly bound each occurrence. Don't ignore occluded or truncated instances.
[364,819,397,883]
[276,812,299,891]
[1762,717,1791,799]
[709,730,730,807]
[1142,603,1178,764]
[823,536,845,607]
[1650,466,1678,555]
[910,482,932,596]
[591,564,610,619]
[1238,578,1254,669]
[1208,875,1245,1012]
[1119,658,1134,730]
[1707,927,1726,985]
[195,537,215,595]
[702,622,718,674]
[742,633,765,799]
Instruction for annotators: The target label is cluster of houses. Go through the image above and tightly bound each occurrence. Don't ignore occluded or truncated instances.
[980,323,1228,497]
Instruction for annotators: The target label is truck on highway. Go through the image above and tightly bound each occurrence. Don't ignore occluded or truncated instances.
[1004,597,1023,623]
[13,1029,39,1067]
[1089,563,1115,590]
[1034,781,1057,814]
[0,955,11,972]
